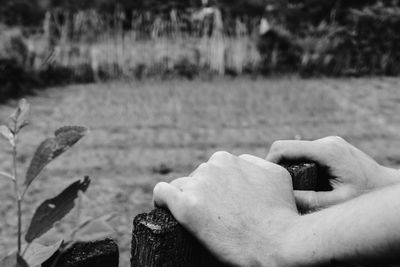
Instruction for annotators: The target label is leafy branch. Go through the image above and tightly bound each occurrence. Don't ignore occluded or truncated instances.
[0,99,114,267]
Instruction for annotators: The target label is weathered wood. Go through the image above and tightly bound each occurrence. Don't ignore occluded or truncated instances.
[131,208,206,267]
[131,162,321,267]
[43,239,119,267]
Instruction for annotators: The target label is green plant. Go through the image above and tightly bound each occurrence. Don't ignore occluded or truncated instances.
[0,99,114,267]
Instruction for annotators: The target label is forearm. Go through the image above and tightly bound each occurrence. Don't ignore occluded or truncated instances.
[279,183,400,266]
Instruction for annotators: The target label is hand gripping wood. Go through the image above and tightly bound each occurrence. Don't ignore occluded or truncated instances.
[131,162,321,267]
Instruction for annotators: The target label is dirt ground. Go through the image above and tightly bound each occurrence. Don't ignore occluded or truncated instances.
[1,77,400,266]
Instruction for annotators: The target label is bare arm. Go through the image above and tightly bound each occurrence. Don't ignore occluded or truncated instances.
[153,147,400,266]
[278,183,400,266]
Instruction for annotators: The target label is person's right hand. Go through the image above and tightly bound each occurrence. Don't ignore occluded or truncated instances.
[266,136,400,211]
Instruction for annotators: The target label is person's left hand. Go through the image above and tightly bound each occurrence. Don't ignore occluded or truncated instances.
[153,152,301,267]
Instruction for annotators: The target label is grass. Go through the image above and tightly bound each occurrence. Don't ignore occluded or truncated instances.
[1,77,400,266]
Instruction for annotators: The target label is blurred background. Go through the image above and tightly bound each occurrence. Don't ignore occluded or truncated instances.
[1,0,400,266]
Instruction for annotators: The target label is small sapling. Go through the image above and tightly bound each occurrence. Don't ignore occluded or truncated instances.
[0,99,115,267]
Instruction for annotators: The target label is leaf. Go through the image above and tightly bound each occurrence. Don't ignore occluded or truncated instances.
[74,217,114,243]
[25,177,91,243]
[24,126,88,187]
[8,99,30,134]
[0,253,29,267]
[0,125,14,147]
[53,126,88,153]
[54,126,88,138]
[23,241,62,267]
[24,139,56,188]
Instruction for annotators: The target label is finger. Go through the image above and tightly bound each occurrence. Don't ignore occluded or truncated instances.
[189,163,208,177]
[208,151,234,166]
[266,140,320,163]
[170,177,192,189]
[239,154,276,170]
[153,182,181,214]
[294,190,344,211]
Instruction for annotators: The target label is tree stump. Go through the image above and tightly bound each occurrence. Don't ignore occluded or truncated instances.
[131,162,321,267]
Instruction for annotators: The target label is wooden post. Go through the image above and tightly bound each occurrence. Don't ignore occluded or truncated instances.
[131,162,323,267]
[43,239,119,267]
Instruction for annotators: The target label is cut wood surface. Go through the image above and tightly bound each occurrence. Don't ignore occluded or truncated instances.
[131,162,321,267]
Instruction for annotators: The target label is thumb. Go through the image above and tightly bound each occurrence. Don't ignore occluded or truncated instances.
[294,190,344,211]
[153,182,181,214]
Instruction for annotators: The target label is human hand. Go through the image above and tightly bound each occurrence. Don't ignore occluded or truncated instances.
[267,136,400,211]
[153,152,300,267]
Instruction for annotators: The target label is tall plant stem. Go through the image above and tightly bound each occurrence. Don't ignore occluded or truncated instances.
[22,242,31,257]
[0,171,14,181]
[12,143,22,254]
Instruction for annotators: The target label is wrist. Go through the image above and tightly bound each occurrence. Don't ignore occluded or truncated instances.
[251,211,305,267]
[371,165,400,189]
[383,166,400,185]
[275,213,324,267]
[275,215,306,267]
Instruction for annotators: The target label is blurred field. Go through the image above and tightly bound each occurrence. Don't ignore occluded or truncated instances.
[1,77,400,266]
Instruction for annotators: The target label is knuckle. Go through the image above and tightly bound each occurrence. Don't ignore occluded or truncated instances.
[269,140,285,154]
[317,136,341,152]
[318,137,341,155]
[153,182,168,199]
[197,162,208,171]
[191,163,209,177]
[334,136,345,142]
[238,154,252,160]
[153,182,165,195]
[271,140,284,149]
[209,151,232,162]
[316,136,353,164]
[322,136,345,145]
[318,136,348,154]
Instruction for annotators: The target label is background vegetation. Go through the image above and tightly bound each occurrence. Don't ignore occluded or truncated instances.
[1,0,400,102]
